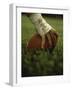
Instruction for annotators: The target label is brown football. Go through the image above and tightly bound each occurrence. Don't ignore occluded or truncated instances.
[27,30,58,49]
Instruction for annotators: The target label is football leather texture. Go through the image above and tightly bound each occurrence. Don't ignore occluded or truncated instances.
[27,30,58,49]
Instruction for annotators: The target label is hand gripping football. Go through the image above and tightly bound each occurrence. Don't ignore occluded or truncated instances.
[27,30,58,50]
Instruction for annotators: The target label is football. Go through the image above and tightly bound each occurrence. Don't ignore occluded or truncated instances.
[27,30,58,49]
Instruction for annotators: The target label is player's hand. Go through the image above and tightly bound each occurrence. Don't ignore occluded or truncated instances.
[46,29,58,51]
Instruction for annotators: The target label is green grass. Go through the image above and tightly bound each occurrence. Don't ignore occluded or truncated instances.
[21,15,36,44]
[21,14,63,77]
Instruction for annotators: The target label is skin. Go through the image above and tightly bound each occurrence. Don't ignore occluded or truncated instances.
[26,13,58,49]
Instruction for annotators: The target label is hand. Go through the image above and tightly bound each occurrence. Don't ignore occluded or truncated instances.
[46,29,58,51]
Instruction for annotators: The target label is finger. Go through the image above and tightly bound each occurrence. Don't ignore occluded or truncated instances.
[50,30,56,47]
[47,32,52,48]
[50,30,58,47]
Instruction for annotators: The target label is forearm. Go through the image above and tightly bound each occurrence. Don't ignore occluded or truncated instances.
[28,13,53,36]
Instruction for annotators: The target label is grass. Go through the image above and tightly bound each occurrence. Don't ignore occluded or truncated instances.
[21,14,63,77]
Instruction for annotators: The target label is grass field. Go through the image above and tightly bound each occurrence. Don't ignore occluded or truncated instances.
[21,14,63,77]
